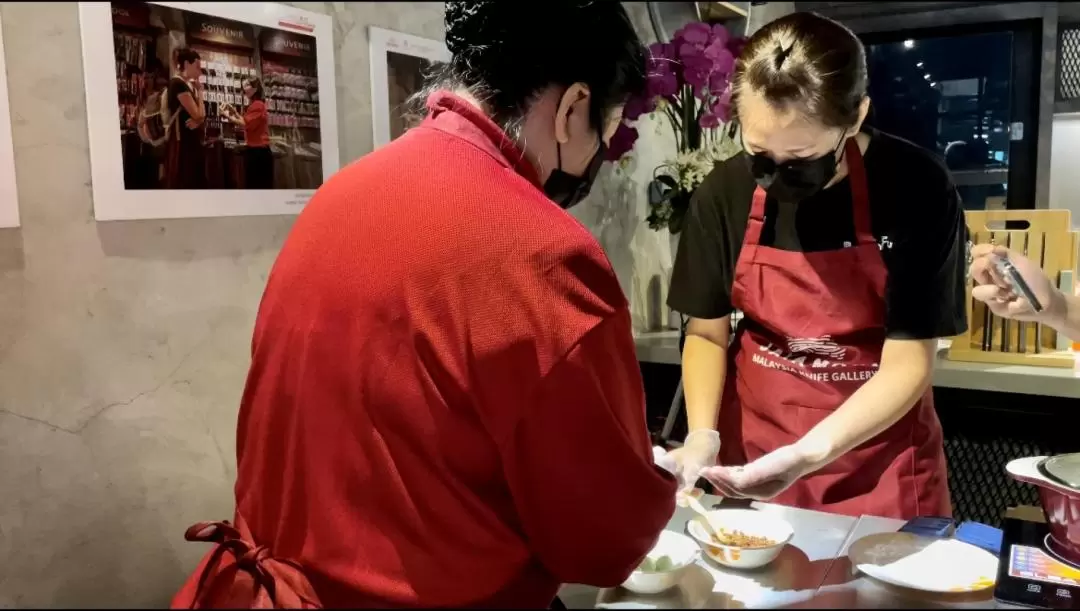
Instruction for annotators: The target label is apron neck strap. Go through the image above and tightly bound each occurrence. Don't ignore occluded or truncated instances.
[746,136,873,247]
[844,136,874,244]
[747,186,768,246]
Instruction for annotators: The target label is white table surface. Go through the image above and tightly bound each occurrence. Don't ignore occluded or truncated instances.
[633,331,1080,398]
[560,499,1020,610]
[798,514,1021,609]
[559,498,857,609]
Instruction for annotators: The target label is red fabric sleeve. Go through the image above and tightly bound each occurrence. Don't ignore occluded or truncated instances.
[499,309,677,587]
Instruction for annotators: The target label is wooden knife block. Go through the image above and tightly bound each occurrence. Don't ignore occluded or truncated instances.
[947,209,1079,368]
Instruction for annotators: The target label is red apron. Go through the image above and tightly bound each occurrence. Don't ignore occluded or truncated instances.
[717,138,951,519]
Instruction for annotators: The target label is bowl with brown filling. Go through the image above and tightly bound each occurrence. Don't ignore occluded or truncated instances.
[686,508,794,569]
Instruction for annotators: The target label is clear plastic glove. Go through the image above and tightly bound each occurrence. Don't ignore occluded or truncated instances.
[970,244,1064,324]
[699,443,813,501]
[652,446,678,477]
[665,429,721,493]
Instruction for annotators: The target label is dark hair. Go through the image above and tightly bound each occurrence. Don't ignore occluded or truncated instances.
[731,12,867,129]
[175,47,200,71]
[410,1,647,138]
[244,77,264,102]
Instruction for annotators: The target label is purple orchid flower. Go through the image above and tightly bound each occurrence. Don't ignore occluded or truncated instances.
[623,93,655,122]
[606,123,639,161]
[703,43,735,76]
[681,52,715,91]
[712,87,733,122]
[728,36,748,59]
[711,24,730,48]
[605,24,748,162]
[699,112,720,129]
[674,22,712,49]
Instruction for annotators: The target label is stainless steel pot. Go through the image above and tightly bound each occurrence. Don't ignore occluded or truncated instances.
[1006,455,1080,567]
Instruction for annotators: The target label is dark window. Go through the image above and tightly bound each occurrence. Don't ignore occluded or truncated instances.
[861,20,1042,211]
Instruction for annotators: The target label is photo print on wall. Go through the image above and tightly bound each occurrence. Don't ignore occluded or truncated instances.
[79,1,339,220]
[368,27,450,149]
[0,11,19,229]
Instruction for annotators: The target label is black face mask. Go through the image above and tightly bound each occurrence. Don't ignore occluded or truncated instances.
[745,133,846,203]
[544,139,606,210]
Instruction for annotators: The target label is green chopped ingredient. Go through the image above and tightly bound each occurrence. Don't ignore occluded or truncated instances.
[637,554,675,573]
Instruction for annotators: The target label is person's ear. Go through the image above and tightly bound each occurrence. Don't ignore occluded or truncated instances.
[849,96,871,136]
[554,82,592,145]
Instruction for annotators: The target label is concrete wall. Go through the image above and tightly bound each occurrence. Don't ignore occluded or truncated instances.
[0,1,681,606]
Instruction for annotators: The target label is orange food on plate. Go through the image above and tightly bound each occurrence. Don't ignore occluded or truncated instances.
[710,528,776,548]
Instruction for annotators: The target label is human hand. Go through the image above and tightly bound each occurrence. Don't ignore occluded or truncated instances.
[969,243,1064,324]
[665,430,720,493]
[698,443,813,501]
[652,446,678,477]
[185,118,201,129]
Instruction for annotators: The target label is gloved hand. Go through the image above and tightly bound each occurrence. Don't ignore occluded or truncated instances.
[665,429,721,493]
[699,443,813,501]
[652,446,678,477]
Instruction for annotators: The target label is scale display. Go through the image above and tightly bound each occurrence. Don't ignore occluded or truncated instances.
[995,517,1080,609]
[1010,544,1080,587]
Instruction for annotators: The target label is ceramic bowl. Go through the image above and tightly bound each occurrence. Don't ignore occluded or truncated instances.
[686,508,794,570]
[620,530,700,595]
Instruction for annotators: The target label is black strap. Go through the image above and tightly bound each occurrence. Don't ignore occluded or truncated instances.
[678,313,688,354]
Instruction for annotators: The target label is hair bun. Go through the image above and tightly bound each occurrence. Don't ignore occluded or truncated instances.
[444,1,507,58]
[773,43,794,70]
[444,1,572,61]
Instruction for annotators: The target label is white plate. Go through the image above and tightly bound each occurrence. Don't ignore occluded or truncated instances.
[849,533,998,593]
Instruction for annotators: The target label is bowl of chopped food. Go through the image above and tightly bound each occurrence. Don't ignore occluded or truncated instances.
[686,508,794,570]
[620,530,700,595]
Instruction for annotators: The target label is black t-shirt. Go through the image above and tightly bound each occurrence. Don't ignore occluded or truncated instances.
[667,129,968,340]
[167,77,193,126]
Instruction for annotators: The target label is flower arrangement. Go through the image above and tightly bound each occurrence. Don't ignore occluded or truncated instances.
[607,22,746,234]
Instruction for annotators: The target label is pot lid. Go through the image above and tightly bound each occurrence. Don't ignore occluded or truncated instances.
[1038,453,1080,490]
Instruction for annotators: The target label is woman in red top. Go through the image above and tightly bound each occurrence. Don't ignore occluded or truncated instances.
[223,77,273,188]
[170,2,676,608]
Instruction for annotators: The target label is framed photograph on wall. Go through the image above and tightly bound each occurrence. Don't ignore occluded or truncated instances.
[0,12,19,229]
[78,1,340,221]
[368,27,449,149]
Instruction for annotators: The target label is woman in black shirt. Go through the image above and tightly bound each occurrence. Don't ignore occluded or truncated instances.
[164,47,206,189]
[665,12,967,519]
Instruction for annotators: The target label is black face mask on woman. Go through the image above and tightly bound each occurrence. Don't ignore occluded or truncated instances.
[544,138,606,209]
[745,132,847,203]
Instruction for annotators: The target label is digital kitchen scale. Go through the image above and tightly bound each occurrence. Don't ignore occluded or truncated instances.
[994,516,1080,609]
